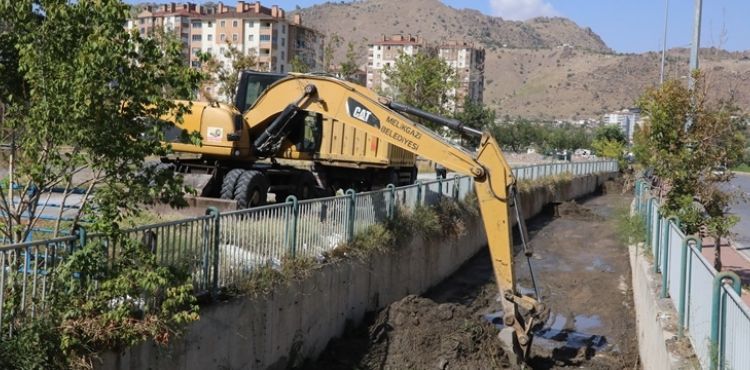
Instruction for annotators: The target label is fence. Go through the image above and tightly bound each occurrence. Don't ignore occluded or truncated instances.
[0,159,616,338]
[634,179,750,370]
[512,160,618,181]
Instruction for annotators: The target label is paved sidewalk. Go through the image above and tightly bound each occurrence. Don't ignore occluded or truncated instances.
[700,237,750,306]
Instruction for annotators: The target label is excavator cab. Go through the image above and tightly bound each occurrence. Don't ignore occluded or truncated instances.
[233,71,288,113]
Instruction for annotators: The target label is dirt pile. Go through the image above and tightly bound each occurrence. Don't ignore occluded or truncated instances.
[308,294,510,370]
[556,201,603,221]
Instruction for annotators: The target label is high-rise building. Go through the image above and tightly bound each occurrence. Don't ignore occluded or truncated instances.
[366,34,424,93]
[127,2,323,78]
[438,41,485,111]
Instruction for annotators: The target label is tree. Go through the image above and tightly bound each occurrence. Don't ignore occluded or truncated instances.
[541,123,591,153]
[382,51,458,120]
[490,118,542,153]
[594,124,626,144]
[0,0,203,365]
[338,41,359,82]
[592,124,627,168]
[201,42,256,104]
[322,33,341,73]
[635,73,746,270]
[290,54,310,73]
[453,97,496,147]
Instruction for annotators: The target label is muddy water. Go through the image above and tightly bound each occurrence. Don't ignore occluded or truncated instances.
[306,190,637,369]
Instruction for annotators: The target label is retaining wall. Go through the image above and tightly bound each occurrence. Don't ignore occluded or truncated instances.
[630,244,698,370]
[100,172,616,370]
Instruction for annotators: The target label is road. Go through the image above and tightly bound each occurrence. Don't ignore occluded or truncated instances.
[729,173,750,258]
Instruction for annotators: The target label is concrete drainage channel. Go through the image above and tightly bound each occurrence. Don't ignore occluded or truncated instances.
[99,172,619,370]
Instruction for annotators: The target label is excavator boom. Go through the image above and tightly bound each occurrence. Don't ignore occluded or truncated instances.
[245,74,548,364]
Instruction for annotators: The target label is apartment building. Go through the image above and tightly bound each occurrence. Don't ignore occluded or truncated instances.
[127,2,323,76]
[366,34,424,93]
[438,41,485,111]
[366,35,485,112]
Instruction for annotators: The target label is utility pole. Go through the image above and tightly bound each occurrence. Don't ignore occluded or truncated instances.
[659,0,669,84]
[688,0,703,91]
[685,0,703,132]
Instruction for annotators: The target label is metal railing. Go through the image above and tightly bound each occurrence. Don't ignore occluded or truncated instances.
[512,160,617,181]
[0,159,616,337]
[634,179,750,370]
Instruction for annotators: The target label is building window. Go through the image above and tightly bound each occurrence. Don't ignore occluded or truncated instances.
[192,47,200,56]
[247,21,254,27]
[281,51,285,60]
[220,20,225,28]
[220,47,225,54]
[282,25,286,33]
[140,27,145,34]
[191,60,201,68]
[207,34,213,41]
[191,21,201,28]
[281,38,285,46]
[232,34,238,42]
[263,22,271,28]
[248,34,254,41]
[260,34,271,41]
[220,34,226,41]
[280,64,284,72]
[206,47,212,53]
[191,34,202,41]
[232,20,238,27]
[139,19,144,25]
[207,21,213,27]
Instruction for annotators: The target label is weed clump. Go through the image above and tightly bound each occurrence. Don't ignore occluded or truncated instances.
[615,205,646,246]
[236,256,316,296]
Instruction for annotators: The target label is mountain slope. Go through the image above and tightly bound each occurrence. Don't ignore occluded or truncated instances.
[294,0,750,119]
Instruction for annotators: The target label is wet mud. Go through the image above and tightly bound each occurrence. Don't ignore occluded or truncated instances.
[305,191,638,369]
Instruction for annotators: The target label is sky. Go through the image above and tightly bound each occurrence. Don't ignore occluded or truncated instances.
[127,0,750,53]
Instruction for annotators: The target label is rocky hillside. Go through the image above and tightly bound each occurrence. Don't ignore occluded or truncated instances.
[297,0,610,54]
[294,0,750,119]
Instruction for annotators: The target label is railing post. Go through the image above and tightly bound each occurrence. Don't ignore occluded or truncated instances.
[415,180,423,207]
[679,236,701,337]
[634,181,641,210]
[346,189,356,242]
[386,184,396,219]
[710,271,741,370]
[453,177,460,200]
[74,225,87,249]
[285,195,299,257]
[205,207,220,297]
[661,216,679,298]
[654,210,662,273]
[437,178,443,199]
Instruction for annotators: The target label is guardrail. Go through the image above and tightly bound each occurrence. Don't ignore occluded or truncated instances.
[0,159,617,337]
[634,179,750,370]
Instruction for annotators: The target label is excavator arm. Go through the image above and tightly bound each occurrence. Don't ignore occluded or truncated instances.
[245,74,548,364]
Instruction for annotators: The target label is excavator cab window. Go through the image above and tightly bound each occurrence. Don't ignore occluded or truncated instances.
[288,111,322,153]
[234,71,287,113]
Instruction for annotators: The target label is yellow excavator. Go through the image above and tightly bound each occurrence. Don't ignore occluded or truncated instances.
[164,73,548,365]
[163,71,417,208]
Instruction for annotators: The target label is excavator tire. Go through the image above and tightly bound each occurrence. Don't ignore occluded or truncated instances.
[220,168,244,200]
[234,170,269,208]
